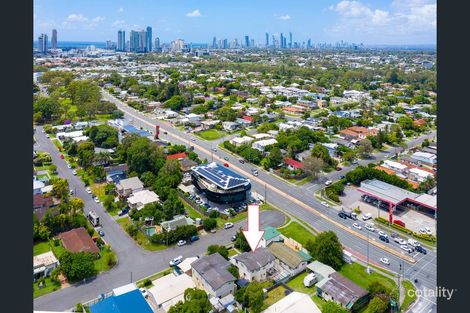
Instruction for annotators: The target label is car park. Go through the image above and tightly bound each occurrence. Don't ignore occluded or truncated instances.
[224,222,234,229]
[365,224,375,232]
[380,257,390,265]
[352,223,362,230]
[169,256,183,266]
[177,240,187,246]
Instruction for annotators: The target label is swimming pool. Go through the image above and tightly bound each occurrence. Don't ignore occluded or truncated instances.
[144,227,156,236]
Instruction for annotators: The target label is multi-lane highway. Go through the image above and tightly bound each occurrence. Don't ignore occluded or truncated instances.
[33,126,286,310]
[101,90,437,312]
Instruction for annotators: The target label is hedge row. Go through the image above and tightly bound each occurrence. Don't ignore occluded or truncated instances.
[374,217,437,242]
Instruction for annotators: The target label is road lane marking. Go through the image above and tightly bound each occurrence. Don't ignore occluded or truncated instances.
[105,90,416,264]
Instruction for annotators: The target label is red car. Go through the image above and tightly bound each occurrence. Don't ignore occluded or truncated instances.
[60,154,65,159]
[223,163,229,167]
[393,220,406,227]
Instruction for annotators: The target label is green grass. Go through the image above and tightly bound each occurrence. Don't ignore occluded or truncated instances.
[286,272,316,295]
[52,139,63,150]
[90,183,106,201]
[33,277,61,298]
[50,241,67,258]
[94,246,117,273]
[195,129,227,141]
[311,295,327,311]
[263,285,287,309]
[339,263,397,291]
[401,280,417,311]
[116,217,167,251]
[136,268,173,288]
[34,241,52,256]
[227,248,239,257]
[182,200,203,219]
[277,221,315,247]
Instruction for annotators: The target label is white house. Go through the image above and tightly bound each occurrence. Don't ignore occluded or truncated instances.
[231,248,275,282]
[222,121,239,132]
[33,251,59,281]
[148,273,196,312]
[382,160,408,173]
[127,190,160,210]
[408,168,434,183]
[411,152,437,165]
[260,226,282,248]
[230,136,254,147]
[252,139,278,152]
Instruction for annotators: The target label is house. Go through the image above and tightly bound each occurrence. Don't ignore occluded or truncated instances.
[230,136,254,147]
[236,118,252,128]
[33,179,45,195]
[260,226,282,248]
[252,139,278,152]
[90,289,153,313]
[306,260,336,282]
[180,158,198,173]
[316,272,369,310]
[33,194,57,210]
[408,167,434,182]
[251,133,272,140]
[222,121,239,132]
[268,242,309,277]
[33,251,60,281]
[161,215,194,232]
[201,119,220,130]
[127,190,160,211]
[166,152,187,161]
[191,253,237,298]
[231,248,276,282]
[116,177,144,198]
[148,273,196,312]
[322,143,339,157]
[411,151,437,165]
[262,291,321,313]
[382,160,408,173]
[340,126,378,141]
[285,158,303,171]
[295,150,311,163]
[59,227,99,255]
[176,257,199,276]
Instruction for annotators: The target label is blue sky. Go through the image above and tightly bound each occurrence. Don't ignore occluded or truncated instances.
[34,0,436,45]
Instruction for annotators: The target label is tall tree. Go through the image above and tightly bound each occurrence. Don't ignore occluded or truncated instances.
[302,156,324,179]
[305,231,344,270]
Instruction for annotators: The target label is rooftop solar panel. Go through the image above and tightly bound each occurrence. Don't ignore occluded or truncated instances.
[192,162,249,190]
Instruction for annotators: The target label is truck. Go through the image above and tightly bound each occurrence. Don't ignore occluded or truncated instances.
[87,210,100,227]
[338,208,357,220]
[362,213,373,221]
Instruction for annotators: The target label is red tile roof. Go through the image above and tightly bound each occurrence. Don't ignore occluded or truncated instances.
[242,115,253,122]
[59,227,99,254]
[33,194,53,208]
[285,158,303,169]
[166,152,187,160]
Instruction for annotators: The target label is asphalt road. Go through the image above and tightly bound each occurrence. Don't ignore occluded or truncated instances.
[101,90,437,312]
[33,126,285,310]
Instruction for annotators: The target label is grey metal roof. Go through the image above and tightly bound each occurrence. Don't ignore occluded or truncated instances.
[320,272,368,308]
[358,179,418,205]
[191,253,236,291]
[234,248,275,272]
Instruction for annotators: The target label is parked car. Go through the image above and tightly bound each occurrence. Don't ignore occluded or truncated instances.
[252,169,259,176]
[94,197,100,203]
[140,288,148,298]
[190,235,199,242]
[352,223,362,230]
[352,159,358,164]
[223,163,230,167]
[378,231,388,238]
[191,138,196,142]
[177,240,187,247]
[86,187,92,194]
[212,148,217,152]
[72,169,77,175]
[362,213,372,221]
[231,235,237,242]
[224,157,229,161]
[336,167,342,171]
[408,238,421,247]
[396,238,407,245]
[239,159,245,164]
[98,230,105,237]
[169,256,183,266]
[70,189,74,195]
[320,201,329,207]
[390,232,399,239]
[67,163,72,169]
[325,180,332,186]
[118,208,129,216]
[60,154,65,159]
[224,222,234,229]
[380,257,390,265]
[365,224,375,232]
[401,245,413,253]
[379,235,389,243]
[415,245,427,254]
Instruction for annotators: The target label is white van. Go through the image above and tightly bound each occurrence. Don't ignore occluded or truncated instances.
[362,213,372,221]
[303,273,317,287]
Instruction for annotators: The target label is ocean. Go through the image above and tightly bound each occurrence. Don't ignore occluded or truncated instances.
[33,41,106,50]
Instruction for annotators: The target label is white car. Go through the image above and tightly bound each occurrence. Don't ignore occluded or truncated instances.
[177,240,186,246]
[169,255,183,266]
[69,189,74,195]
[396,238,407,245]
[378,231,388,238]
[401,245,413,253]
[352,223,362,230]
[325,180,332,186]
[365,224,375,232]
[86,187,92,194]
[191,138,196,142]
[72,170,77,175]
[380,257,390,265]
[94,197,100,203]
[139,287,148,298]
[321,201,329,207]
[408,238,421,247]
[419,228,427,234]
[362,213,372,221]
[212,148,217,152]
[67,163,72,169]
[425,227,433,235]
[224,222,234,229]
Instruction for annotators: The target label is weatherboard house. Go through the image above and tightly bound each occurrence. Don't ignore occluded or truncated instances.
[191,162,251,204]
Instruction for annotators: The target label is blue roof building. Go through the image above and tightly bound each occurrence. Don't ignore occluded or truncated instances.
[90,289,153,313]
[122,124,151,138]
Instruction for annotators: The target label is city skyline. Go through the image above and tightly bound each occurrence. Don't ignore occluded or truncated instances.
[34,0,436,45]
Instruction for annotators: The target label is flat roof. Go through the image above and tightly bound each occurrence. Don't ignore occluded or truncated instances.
[192,162,250,190]
[148,273,195,306]
[262,291,321,313]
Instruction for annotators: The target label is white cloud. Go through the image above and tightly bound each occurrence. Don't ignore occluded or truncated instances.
[92,16,105,23]
[112,20,127,28]
[327,0,436,43]
[118,7,124,13]
[279,15,291,20]
[66,13,88,22]
[186,9,201,17]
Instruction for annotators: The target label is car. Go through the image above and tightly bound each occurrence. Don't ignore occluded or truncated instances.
[70,189,74,195]
[380,257,390,265]
[424,227,433,235]
[86,187,92,194]
[379,235,389,243]
[163,131,168,135]
[339,175,345,179]
[224,157,229,161]
[415,245,427,254]
[118,208,129,216]
[419,227,427,235]
[378,231,388,238]
[177,240,187,246]
[212,148,217,152]
[231,235,237,242]
[67,163,72,169]
[210,229,217,233]
[190,235,199,242]
[352,223,362,230]
[224,222,234,229]
[401,245,413,253]
[169,256,183,266]
[320,201,329,207]
[223,163,230,167]
[336,167,342,171]
[94,197,100,203]
[98,230,105,237]
[139,288,148,298]
[223,209,231,215]
[362,213,372,221]
[239,159,245,164]
[390,232,399,239]
[365,224,375,232]
[325,180,332,186]
[252,171,259,177]
[45,134,50,139]
[408,238,420,247]
[60,154,65,159]
[191,138,196,142]
[396,238,407,245]
[72,170,77,175]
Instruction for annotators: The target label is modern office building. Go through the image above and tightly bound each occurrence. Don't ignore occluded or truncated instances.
[38,33,48,54]
[244,35,250,48]
[212,36,217,49]
[250,38,255,48]
[154,37,160,50]
[289,32,293,48]
[191,162,251,204]
[146,26,152,52]
[51,29,57,49]
[117,30,126,51]
[265,32,269,47]
[280,33,284,48]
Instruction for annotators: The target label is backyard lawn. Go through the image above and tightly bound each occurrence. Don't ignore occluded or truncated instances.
[339,263,397,292]
[227,248,239,258]
[263,285,287,309]
[34,241,52,256]
[116,217,167,251]
[277,221,315,247]
[195,129,227,141]
[90,183,107,202]
[34,277,61,298]
[286,272,316,295]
